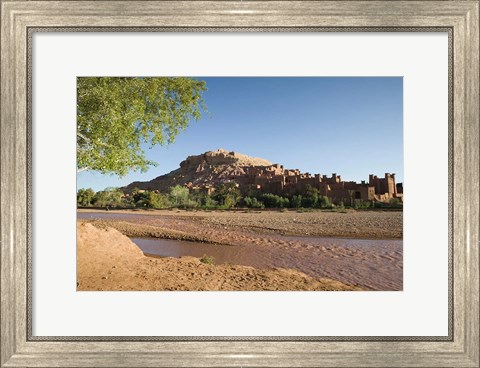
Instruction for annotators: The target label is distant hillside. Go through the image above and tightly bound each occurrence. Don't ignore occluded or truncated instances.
[124,148,273,193]
[124,148,402,204]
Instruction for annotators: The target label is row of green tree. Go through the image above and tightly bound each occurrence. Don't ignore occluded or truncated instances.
[78,183,402,210]
[77,183,242,209]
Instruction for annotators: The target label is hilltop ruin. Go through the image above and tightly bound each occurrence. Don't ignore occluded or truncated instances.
[125,149,403,204]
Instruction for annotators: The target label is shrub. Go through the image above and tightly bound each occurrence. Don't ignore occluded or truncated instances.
[261,193,289,208]
[212,183,241,208]
[290,195,302,208]
[151,192,171,208]
[92,188,124,208]
[319,196,332,209]
[353,199,371,209]
[335,201,345,211]
[169,185,191,208]
[244,196,264,209]
[200,254,215,265]
[196,193,218,209]
[204,197,218,209]
[373,198,403,209]
[134,191,170,209]
[222,194,239,209]
[390,198,402,206]
[77,188,95,207]
[301,185,319,208]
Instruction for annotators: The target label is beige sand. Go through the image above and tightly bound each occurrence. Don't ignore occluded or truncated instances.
[77,222,361,291]
[78,208,403,240]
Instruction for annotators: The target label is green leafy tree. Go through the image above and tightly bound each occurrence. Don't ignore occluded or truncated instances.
[261,193,289,208]
[169,185,191,208]
[147,191,169,209]
[77,77,207,176]
[133,191,170,209]
[302,185,319,208]
[290,195,302,208]
[203,196,218,209]
[244,196,264,209]
[319,196,332,209]
[92,187,124,207]
[77,188,95,207]
[223,195,238,209]
[213,183,241,209]
[191,191,218,209]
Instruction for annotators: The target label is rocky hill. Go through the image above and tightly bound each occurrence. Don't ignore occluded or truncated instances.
[123,148,401,204]
[124,149,274,193]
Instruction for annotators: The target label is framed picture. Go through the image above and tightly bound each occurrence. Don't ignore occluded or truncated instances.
[1,1,478,367]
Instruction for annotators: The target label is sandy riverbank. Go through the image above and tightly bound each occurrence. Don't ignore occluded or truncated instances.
[77,209,403,290]
[77,222,361,291]
[78,208,403,240]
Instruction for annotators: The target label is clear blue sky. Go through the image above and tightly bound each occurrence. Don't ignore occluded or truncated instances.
[77,77,403,191]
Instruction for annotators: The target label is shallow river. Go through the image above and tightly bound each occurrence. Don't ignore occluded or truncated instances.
[130,236,402,290]
[78,211,403,290]
[132,237,296,270]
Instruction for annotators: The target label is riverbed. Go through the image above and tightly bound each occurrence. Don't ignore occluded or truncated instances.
[78,210,403,290]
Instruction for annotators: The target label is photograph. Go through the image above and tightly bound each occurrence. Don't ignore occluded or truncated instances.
[2,0,478,365]
[76,76,404,291]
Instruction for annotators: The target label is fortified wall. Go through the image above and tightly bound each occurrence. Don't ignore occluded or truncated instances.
[228,165,402,204]
[126,149,403,204]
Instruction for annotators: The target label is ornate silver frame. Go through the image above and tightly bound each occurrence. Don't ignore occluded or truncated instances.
[1,1,478,367]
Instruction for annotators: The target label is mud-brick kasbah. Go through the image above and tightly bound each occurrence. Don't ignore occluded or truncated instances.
[234,166,403,204]
[126,149,403,204]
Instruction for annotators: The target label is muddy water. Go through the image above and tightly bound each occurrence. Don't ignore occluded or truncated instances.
[131,236,402,291]
[132,237,284,269]
[78,211,403,290]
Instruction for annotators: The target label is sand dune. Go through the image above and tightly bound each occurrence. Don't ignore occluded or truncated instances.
[77,222,361,291]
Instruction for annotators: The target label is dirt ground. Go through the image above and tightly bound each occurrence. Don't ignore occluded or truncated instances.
[77,222,362,291]
[78,208,403,241]
[77,209,403,290]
